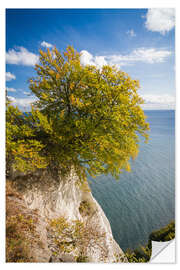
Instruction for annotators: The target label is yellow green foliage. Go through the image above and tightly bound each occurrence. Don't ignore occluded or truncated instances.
[7,45,149,180]
[49,217,87,254]
[49,216,107,261]
[6,104,48,174]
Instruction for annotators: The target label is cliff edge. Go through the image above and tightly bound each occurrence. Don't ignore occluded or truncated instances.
[6,169,127,263]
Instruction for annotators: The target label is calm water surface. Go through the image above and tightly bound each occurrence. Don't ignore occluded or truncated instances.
[88,110,175,251]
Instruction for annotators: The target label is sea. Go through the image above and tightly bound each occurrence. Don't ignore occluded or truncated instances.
[87,110,175,252]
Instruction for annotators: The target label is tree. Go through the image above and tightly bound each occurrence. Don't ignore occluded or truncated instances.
[6,46,149,180]
[6,100,48,175]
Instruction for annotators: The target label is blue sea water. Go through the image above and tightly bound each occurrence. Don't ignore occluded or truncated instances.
[87,110,175,251]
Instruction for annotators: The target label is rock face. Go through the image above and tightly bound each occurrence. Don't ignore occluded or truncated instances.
[11,168,127,263]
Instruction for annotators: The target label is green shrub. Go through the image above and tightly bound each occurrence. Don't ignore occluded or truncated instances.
[125,221,175,263]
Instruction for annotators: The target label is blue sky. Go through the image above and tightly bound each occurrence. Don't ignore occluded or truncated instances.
[6,8,175,110]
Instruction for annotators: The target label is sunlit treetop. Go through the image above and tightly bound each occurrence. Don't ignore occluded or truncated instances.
[7,46,150,180]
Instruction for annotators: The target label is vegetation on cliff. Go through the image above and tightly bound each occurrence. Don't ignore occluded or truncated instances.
[6,181,45,262]
[125,221,175,262]
[6,179,174,263]
[48,216,107,262]
[6,46,150,263]
[6,180,126,263]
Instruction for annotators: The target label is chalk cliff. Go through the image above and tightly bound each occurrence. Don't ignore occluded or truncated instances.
[9,168,127,263]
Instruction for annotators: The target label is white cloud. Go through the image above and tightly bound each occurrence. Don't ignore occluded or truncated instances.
[145,8,175,35]
[6,87,16,92]
[7,96,37,111]
[94,56,107,67]
[6,72,16,81]
[23,91,31,95]
[80,48,172,69]
[141,94,175,110]
[6,47,39,66]
[142,94,175,104]
[41,41,53,48]
[126,29,136,37]
[80,50,94,66]
[107,48,171,66]
[80,50,107,68]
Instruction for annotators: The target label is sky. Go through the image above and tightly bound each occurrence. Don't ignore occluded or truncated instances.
[6,8,175,111]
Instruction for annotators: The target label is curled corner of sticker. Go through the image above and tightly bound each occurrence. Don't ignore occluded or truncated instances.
[150,239,175,263]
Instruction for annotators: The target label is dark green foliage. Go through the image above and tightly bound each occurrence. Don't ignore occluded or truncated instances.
[125,221,175,263]
[149,220,175,243]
